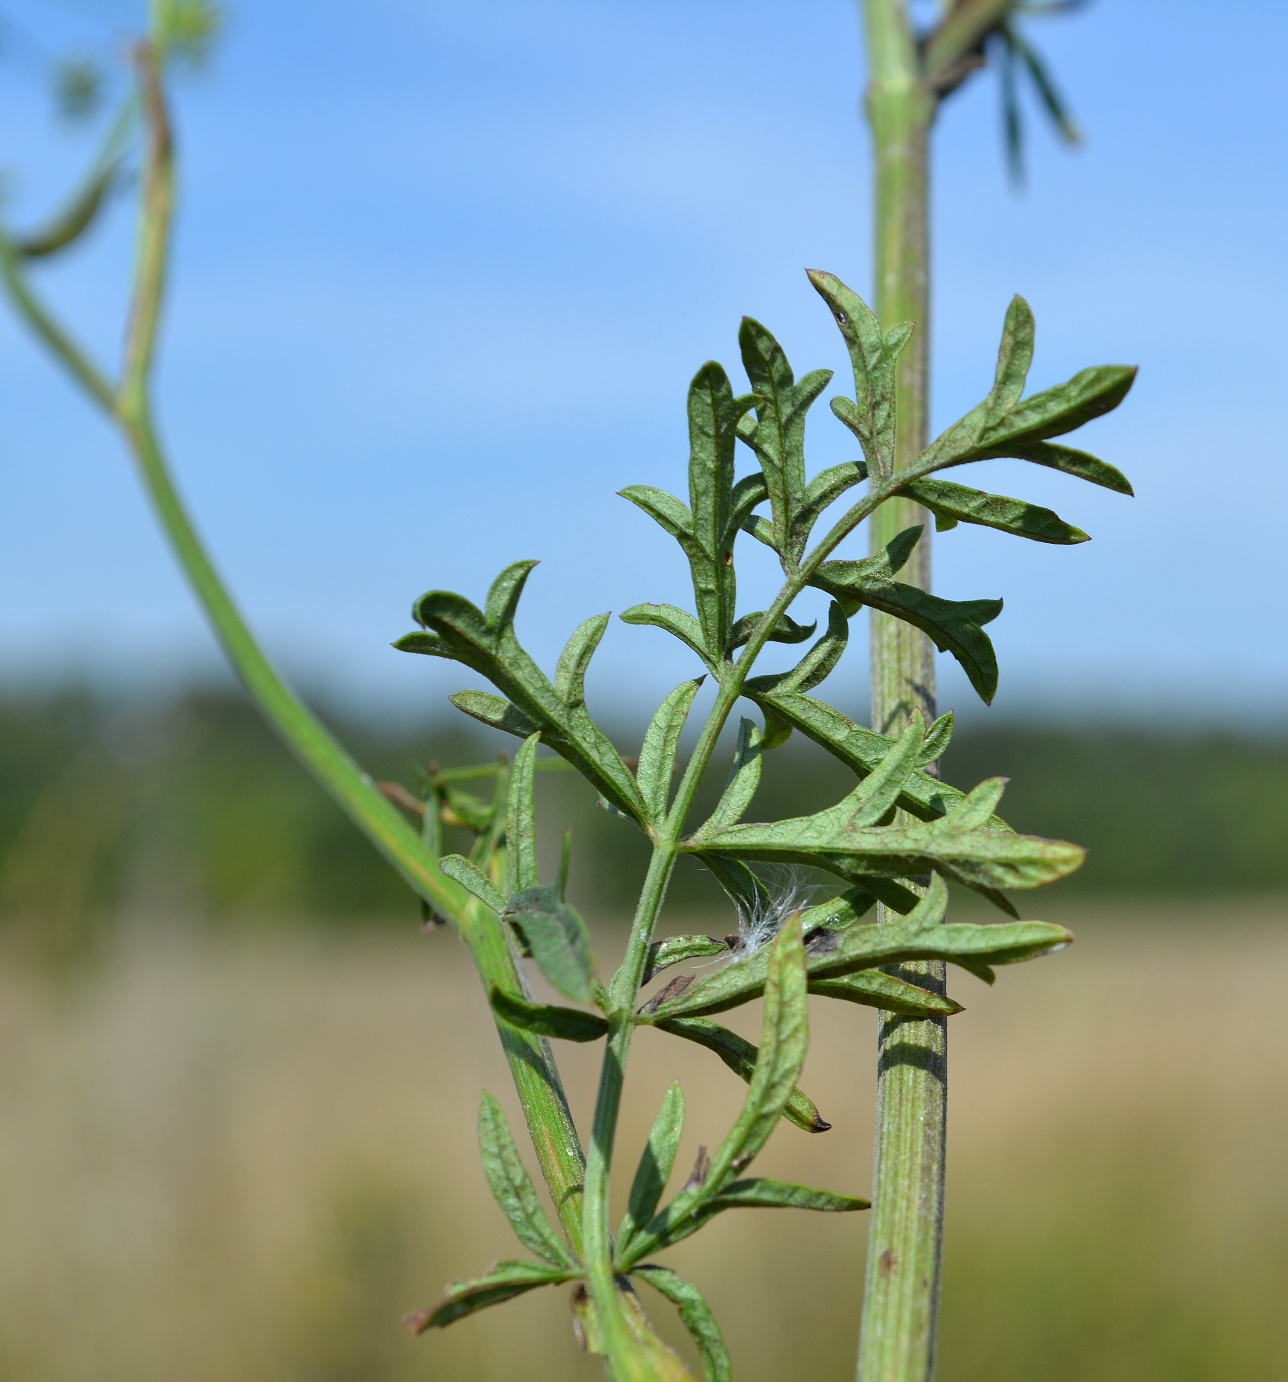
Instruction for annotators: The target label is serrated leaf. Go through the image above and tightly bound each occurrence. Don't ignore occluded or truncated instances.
[694,720,763,837]
[709,1177,868,1213]
[398,562,644,820]
[488,987,608,1042]
[727,610,817,652]
[808,270,912,479]
[745,600,850,699]
[620,604,718,672]
[477,1093,574,1268]
[653,1016,829,1134]
[633,1267,732,1382]
[637,679,703,824]
[903,477,1089,545]
[505,734,541,896]
[643,934,729,984]
[809,968,964,1017]
[404,1259,572,1333]
[439,853,505,914]
[618,1083,685,1254]
[809,528,1002,703]
[503,885,595,1002]
[621,916,808,1266]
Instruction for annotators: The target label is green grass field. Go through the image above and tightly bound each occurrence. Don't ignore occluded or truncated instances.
[2,902,1284,1381]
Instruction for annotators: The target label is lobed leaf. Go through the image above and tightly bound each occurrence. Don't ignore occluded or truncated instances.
[502,885,595,1003]
[477,1093,575,1268]
[654,1015,830,1134]
[404,1260,573,1333]
[809,528,1002,703]
[488,987,608,1042]
[397,561,645,819]
[633,1267,732,1382]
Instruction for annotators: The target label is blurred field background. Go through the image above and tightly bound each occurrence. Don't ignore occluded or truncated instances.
[1,689,1286,1380]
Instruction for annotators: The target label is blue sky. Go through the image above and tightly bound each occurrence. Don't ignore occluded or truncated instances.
[0,0,1284,724]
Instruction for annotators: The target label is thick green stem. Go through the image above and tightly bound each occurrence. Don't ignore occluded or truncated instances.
[858,4,946,1381]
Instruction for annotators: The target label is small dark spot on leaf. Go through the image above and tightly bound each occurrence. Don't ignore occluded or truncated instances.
[835,310,848,325]
[879,1248,898,1276]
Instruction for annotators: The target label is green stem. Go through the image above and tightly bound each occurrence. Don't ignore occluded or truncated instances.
[858,4,945,1381]
[0,49,590,1257]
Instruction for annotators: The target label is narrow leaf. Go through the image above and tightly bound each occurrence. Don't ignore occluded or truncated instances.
[694,719,763,836]
[904,477,1089,545]
[655,1016,829,1134]
[505,733,541,896]
[404,1260,571,1333]
[727,610,816,651]
[745,600,849,699]
[633,1267,732,1382]
[488,987,609,1042]
[918,711,954,765]
[555,613,610,709]
[637,679,703,824]
[643,934,730,984]
[446,690,539,738]
[439,853,505,914]
[477,1093,574,1268]
[619,1083,685,1252]
[620,604,717,672]
[809,969,964,1017]
[711,1177,868,1213]
[619,485,695,545]
[1004,440,1134,495]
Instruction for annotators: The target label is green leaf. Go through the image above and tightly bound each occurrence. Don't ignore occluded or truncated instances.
[807,270,912,479]
[398,562,645,820]
[404,1260,572,1333]
[919,711,954,766]
[15,159,121,260]
[646,877,1071,1021]
[791,461,869,553]
[488,987,609,1042]
[1006,20,1082,145]
[477,1093,575,1268]
[710,1177,868,1213]
[809,968,964,1018]
[633,1267,732,1382]
[727,610,817,652]
[447,690,539,738]
[736,317,833,566]
[619,484,695,545]
[694,720,763,837]
[681,363,758,656]
[619,1083,685,1253]
[980,366,1137,454]
[620,604,718,672]
[745,600,850,700]
[439,853,505,914]
[809,527,1002,703]
[903,477,1089,545]
[505,734,541,896]
[555,613,610,710]
[621,916,809,1266]
[1003,441,1134,496]
[643,934,730,984]
[503,886,595,1003]
[637,679,703,825]
[986,295,1035,426]
[654,1016,830,1134]
[687,789,1083,894]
